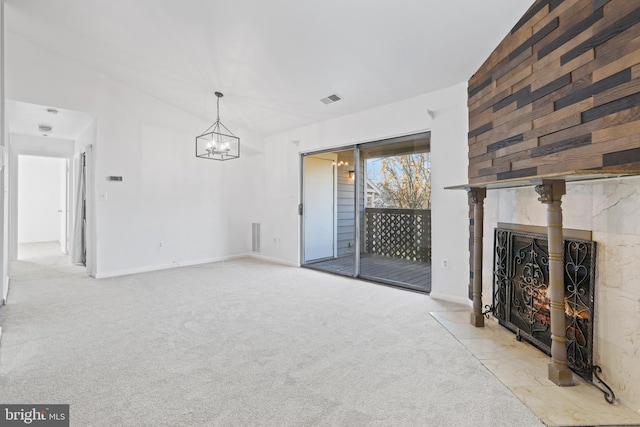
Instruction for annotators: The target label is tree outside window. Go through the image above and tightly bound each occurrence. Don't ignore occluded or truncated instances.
[367,152,431,209]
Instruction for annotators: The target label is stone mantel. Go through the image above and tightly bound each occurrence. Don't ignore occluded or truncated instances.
[445,170,640,192]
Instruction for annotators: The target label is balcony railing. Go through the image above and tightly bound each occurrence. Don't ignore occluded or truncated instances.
[364,208,431,263]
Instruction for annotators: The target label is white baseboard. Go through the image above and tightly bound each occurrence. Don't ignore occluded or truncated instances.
[429,291,473,307]
[249,253,300,267]
[93,253,250,279]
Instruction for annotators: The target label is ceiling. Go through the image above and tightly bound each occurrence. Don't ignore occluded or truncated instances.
[7,100,94,140]
[5,0,534,137]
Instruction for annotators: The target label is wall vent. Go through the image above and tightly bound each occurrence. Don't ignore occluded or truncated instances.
[252,223,261,253]
[320,93,343,105]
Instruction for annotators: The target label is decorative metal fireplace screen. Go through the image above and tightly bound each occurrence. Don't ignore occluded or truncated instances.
[492,226,596,381]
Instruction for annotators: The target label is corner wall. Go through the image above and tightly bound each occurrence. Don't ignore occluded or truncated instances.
[259,83,470,303]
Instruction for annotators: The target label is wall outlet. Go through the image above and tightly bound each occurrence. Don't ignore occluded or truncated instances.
[157,241,163,249]
[441,258,449,269]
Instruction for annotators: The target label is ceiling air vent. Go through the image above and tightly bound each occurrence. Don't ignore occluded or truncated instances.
[320,93,343,105]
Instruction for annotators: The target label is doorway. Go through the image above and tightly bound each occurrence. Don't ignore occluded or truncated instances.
[301,133,431,292]
[17,155,69,260]
[6,100,96,281]
[303,154,336,262]
[302,149,356,276]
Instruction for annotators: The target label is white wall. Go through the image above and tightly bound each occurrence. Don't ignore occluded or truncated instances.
[9,133,74,157]
[6,33,264,277]
[258,83,470,302]
[1,0,6,326]
[17,155,64,244]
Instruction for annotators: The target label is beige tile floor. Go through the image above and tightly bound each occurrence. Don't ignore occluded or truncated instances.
[431,310,640,427]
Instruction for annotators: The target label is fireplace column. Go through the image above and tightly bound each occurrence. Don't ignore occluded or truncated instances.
[534,179,573,386]
[468,187,486,327]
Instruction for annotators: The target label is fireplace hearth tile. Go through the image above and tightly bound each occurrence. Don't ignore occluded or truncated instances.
[431,323,494,340]
[512,384,640,427]
[458,336,548,361]
[481,357,549,388]
[431,310,640,426]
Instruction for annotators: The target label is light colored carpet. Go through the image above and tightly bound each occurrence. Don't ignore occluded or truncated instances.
[0,243,544,426]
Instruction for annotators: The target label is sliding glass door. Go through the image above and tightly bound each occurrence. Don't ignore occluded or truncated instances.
[301,133,431,293]
[357,135,431,292]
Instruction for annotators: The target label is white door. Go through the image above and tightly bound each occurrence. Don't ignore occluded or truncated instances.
[303,156,335,262]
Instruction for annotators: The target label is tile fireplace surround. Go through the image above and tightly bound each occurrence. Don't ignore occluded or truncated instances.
[447,172,640,422]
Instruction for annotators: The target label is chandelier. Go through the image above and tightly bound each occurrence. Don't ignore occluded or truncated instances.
[195,92,240,161]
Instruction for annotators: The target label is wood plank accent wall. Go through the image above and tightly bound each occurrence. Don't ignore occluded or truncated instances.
[467,0,640,184]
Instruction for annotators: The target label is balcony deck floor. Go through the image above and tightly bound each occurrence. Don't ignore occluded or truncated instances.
[305,253,431,293]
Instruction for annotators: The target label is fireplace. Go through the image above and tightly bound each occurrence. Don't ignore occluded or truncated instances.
[492,224,596,382]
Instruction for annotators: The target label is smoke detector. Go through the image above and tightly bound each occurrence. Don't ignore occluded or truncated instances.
[38,125,53,136]
[320,93,343,105]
